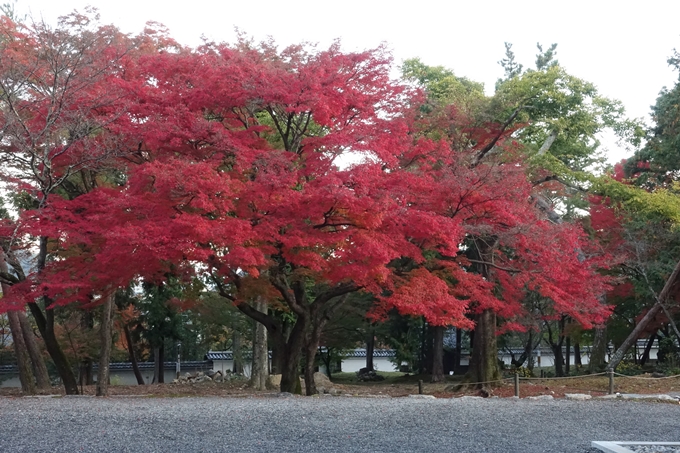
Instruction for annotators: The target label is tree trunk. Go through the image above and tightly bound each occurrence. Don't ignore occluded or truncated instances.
[79,310,94,387]
[467,309,501,386]
[431,325,445,382]
[232,322,243,374]
[609,257,680,370]
[574,342,582,367]
[27,301,79,394]
[552,343,565,377]
[454,328,462,373]
[123,324,145,385]
[640,333,657,366]
[7,310,36,394]
[25,238,79,394]
[280,344,302,394]
[365,327,375,372]
[271,339,284,375]
[250,298,269,391]
[79,360,93,388]
[589,325,608,373]
[565,335,571,376]
[546,317,566,377]
[18,311,50,389]
[158,343,165,383]
[231,280,353,395]
[420,319,429,374]
[303,342,318,396]
[96,293,115,396]
[153,343,165,384]
[1,253,45,392]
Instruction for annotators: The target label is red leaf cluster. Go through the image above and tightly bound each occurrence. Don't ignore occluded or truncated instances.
[0,22,612,333]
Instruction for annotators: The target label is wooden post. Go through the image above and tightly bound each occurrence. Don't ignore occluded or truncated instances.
[418,380,423,395]
[608,369,614,395]
[514,373,520,398]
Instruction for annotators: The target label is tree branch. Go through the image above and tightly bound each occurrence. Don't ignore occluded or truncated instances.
[472,107,523,167]
[466,259,521,274]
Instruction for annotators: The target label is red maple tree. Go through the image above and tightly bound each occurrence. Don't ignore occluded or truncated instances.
[3,32,612,394]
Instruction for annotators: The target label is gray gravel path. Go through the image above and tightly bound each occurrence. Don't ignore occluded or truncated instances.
[0,395,679,452]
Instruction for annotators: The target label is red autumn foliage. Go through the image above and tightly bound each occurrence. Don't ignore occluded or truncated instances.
[0,25,611,337]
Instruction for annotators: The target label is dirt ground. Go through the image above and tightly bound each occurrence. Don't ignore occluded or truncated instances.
[1,372,679,399]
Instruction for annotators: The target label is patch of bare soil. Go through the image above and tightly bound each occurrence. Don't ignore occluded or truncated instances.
[1,373,678,399]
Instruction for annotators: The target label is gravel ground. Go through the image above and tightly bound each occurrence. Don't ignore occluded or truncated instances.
[1,395,679,453]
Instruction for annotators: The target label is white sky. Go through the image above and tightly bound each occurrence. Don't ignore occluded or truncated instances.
[20,0,680,163]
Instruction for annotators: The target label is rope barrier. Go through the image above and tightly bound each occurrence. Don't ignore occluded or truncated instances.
[613,372,680,380]
[438,377,513,388]
[519,372,608,381]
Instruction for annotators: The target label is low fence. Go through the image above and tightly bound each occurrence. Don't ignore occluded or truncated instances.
[414,371,680,398]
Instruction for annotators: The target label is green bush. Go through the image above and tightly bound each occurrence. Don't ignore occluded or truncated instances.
[616,361,645,376]
[511,366,533,378]
[657,337,679,365]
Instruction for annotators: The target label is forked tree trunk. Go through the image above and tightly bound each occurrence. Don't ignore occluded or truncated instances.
[28,301,79,394]
[27,238,79,394]
[2,255,46,392]
[468,309,501,386]
[123,324,145,385]
[431,325,445,382]
[250,298,269,391]
[18,311,50,389]
[232,280,354,396]
[7,310,36,394]
[96,293,115,396]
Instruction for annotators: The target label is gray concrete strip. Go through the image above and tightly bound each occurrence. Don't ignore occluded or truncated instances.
[592,441,636,453]
[593,442,680,453]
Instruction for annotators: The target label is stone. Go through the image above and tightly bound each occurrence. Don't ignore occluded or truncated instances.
[409,394,436,399]
[565,393,592,400]
[313,372,332,387]
[527,395,553,400]
[621,393,675,401]
[356,368,385,382]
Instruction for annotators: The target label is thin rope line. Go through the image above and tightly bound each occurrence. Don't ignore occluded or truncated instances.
[519,372,608,381]
[613,372,680,380]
